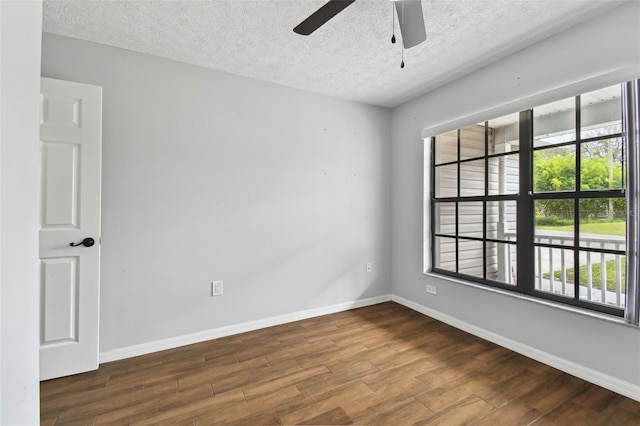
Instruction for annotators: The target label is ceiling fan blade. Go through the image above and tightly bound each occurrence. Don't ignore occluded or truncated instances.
[395,0,427,48]
[293,0,357,35]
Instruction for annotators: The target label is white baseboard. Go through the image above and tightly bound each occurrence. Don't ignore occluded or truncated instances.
[99,294,392,364]
[391,295,640,402]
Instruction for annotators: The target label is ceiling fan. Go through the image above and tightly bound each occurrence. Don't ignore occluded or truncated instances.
[293,0,427,49]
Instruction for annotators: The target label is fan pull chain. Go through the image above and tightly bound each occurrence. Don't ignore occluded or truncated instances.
[391,0,396,44]
[400,0,405,68]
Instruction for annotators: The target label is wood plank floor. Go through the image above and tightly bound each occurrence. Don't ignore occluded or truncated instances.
[41,302,640,425]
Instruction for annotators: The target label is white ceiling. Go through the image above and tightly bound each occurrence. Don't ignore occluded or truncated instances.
[42,0,626,108]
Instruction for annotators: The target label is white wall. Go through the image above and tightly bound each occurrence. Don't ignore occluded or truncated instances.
[41,34,391,355]
[390,2,640,399]
[0,1,43,423]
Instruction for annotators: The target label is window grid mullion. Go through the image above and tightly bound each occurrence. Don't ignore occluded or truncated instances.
[456,129,460,274]
[431,137,436,272]
[574,95,581,300]
[484,122,489,280]
[518,110,535,294]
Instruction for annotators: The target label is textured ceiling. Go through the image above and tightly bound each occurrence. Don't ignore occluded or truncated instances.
[42,0,625,108]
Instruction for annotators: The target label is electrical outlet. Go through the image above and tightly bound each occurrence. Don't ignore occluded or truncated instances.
[366,262,372,273]
[426,284,437,295]
[211,281,223,296]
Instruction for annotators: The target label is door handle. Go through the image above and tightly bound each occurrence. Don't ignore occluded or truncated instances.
[69,237,95,247]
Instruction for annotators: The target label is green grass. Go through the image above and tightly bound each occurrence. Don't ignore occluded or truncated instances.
[543,258,626,292]
[537,220,626,236]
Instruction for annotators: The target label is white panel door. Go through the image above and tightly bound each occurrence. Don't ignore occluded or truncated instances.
[39,77,102,381]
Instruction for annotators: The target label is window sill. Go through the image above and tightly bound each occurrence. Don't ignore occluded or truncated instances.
[423,271,638,328]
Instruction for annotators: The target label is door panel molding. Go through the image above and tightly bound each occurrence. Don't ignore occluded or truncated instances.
[39,77,102,381]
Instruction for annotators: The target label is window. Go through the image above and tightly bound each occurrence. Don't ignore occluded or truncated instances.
[429,80,640,322]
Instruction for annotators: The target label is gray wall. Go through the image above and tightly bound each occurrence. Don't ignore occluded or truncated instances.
[390,1,640,393]
[1,1,42,423]
[42,34,392,353]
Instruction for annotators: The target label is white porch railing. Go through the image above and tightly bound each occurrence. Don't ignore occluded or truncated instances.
[503,230,626,308]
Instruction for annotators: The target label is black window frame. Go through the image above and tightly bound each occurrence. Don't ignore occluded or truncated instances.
[430,84,636,318]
